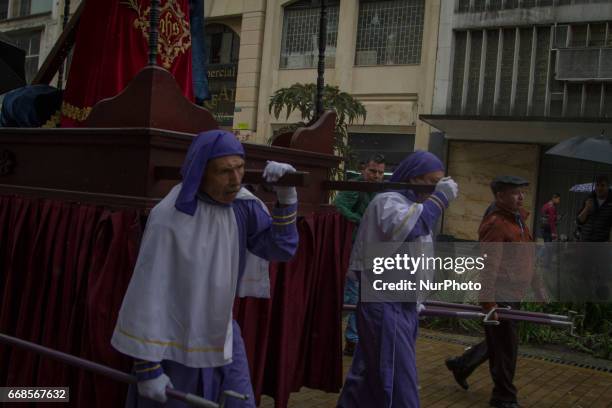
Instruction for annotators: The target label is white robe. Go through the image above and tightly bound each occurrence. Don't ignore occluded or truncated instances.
[112,185,243,368]
[349,192,434,303]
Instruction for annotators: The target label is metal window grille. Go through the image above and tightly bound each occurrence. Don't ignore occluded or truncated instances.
[450,22,609,118]
[280,1,339,69]
[456,0,611,13]
[355,0,425,66]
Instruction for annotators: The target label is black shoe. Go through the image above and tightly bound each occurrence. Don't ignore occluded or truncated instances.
[445,358,469,390]
[489,400,522,408]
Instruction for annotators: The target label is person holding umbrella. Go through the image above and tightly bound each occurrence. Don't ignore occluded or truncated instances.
[576,175,612,242]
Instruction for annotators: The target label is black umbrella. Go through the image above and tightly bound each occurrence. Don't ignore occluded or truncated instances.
[545,132,612,165]
[0,32,26,95]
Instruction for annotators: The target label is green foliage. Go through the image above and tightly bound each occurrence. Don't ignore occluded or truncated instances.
[520,302,612,360]
[268,83,367,174]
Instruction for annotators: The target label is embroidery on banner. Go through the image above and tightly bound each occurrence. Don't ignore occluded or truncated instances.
[123,0,192,69]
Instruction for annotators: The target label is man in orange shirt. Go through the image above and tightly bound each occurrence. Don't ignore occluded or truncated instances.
[446,176,544,408]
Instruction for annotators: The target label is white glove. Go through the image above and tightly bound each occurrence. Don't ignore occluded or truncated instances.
[262,161,298,205]
[416,302,426,314]
[137,373,173,403]
[434,176,458,202]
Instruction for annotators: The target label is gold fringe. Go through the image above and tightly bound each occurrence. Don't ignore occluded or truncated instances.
[61,101,92,122]
[117,328,224,353]
[41,109,62,128]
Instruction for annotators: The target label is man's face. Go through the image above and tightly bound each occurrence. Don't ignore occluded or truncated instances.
[497,186,526,212]
[200,155,245,204]
[595,180,609,199]
[408,170,445,203]
[362,161,385,182]
[552,196,561,206]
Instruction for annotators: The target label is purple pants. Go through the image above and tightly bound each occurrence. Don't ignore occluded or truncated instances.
[125,320,255,408]
[338,302,420,408]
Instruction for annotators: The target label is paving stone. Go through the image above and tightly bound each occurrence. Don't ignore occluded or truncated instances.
[258,335,612,407]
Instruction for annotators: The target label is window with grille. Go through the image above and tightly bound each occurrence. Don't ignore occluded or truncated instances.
[279,0,339,69]
[5,30,41,83]
[355,0,425,66]
[348,132,415,169]
[456,0,610,13]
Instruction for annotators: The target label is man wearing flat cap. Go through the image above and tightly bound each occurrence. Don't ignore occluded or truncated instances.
[446,176,545,408]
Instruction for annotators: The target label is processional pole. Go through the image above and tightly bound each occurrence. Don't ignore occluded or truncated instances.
[148,0,161,66]
[0,332,247,408]
[56,0,71,89]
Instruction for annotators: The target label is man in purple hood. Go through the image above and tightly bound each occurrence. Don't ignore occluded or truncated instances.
[337,151,459,408]
[112,130,299,407]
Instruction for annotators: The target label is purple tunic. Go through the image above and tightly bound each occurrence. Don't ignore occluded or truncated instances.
[338,151,446,408]
[127,197,298,408]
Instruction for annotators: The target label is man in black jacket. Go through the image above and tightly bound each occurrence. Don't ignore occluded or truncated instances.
[577,175,612,242]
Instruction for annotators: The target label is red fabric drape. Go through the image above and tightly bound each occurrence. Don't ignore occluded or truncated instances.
[0,195,352,408]
[235,211,354,408]
[61,0,194,127]
[0,195,142,408]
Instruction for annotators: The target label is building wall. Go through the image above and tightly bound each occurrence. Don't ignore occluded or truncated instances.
[0,0,79,85]
[431,1,612,240]
[251,0,441,152]
[434,1,612,120]
[444,141,540,241]
[3,0,443,163]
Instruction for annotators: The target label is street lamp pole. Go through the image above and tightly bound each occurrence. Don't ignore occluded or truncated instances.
[315,0,327,119]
